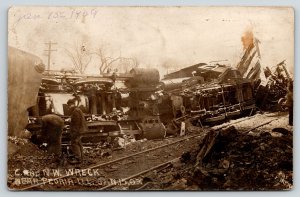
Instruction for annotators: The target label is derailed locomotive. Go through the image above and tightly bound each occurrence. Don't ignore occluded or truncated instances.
[26,72,125,146]
[26,64,256,146]
[26,68,166,146]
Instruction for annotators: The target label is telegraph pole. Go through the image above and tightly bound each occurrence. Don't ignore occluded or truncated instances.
[44,41,57,70]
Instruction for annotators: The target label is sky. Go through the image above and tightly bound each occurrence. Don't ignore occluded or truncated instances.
[8,6,294,77]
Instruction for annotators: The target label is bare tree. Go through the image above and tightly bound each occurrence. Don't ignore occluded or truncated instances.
[93,47,139,74]
[93,48,121,74]
[65,43,92,74]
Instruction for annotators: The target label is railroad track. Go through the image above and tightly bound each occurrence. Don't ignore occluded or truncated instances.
[19,114,272,191]
[100,116,281,191]
[19,133,207,190]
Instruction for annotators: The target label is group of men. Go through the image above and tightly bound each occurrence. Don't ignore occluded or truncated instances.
[41,97,87,165]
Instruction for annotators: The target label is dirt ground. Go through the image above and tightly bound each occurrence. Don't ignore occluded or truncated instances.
[7,112,293,191]
[142,112,293,190]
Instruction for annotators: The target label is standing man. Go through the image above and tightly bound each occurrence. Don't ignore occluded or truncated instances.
[41,114,64,164]
[67,98,87,164]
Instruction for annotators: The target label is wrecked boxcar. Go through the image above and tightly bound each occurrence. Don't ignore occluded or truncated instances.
[235,33,292,111]
[255,60,292,111]
[159,63,256,134]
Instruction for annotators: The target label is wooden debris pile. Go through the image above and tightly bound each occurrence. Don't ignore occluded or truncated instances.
[164,126,292,190]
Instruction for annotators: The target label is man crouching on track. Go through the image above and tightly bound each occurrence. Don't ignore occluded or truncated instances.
[67,97,87,164]
[41,114,64,165]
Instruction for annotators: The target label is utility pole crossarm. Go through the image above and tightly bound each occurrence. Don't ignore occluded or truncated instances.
[44,41,58,71]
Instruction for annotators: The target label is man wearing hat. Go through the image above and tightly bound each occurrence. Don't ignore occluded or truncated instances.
[67,97,87,164]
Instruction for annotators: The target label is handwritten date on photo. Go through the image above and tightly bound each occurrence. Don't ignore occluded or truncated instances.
[14,8,99,25]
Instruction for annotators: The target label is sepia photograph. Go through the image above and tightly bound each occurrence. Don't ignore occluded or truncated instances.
[7,6,294,191]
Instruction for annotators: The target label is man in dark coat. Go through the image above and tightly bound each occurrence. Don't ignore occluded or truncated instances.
[41,114,64,163]
[67,98,87,164]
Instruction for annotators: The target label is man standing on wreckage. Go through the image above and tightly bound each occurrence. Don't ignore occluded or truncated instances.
[67,97,87,164]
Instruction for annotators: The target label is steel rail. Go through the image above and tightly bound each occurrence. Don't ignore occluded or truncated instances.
[20,115,258,190]
[103,116,281,191]
[98,158,180,190]
[243,118,279,134]
[20,133,207,190]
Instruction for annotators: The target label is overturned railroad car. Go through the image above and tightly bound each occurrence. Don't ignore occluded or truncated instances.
[158,64,256,133]
[8,46,45,137]
[159,81,255,125]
